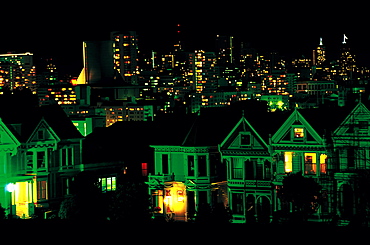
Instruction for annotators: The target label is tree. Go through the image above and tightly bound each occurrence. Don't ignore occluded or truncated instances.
[108,175,152,223]
[278,172,322,223]
[58,171,107,221]
[194,203,232,224]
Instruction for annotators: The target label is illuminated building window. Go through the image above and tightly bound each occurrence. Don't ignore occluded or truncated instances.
[320,154,327,174]
[284,152,293,173]
[304,153,317,175]
[294,128,305,139]
[100,177,116,193]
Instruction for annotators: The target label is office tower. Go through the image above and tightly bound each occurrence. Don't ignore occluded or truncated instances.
[0,52,36,92]
[338,34,357,81]
[313,37,326,67]
[82,40,115,84]
[215,35,234,65]
[188,50,219,93]
[111,31,139,85]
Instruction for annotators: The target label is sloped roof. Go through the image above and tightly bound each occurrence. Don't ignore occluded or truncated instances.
[182,101,289,146]
[298,105,355,137]
[83,113,197,164]
[0,104,83,142]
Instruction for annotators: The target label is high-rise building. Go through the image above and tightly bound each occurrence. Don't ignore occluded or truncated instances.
[338,34,357,81]
[188,50,219,93]
[313,37,326,67]
[110,31,139,85]
[215,35,234,65]
[81,40,115,84]
[0,52,36,92]
[79,31,139,85]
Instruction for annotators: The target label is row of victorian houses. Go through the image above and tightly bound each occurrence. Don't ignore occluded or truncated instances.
[147,100,370,224]
[2,94,370,224]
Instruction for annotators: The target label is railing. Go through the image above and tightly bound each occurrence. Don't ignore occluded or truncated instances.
[228,180,271,187]
[148,173,175,185]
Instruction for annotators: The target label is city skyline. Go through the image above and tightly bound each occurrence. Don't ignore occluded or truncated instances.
[0,3,368,76]
[1,28,368,77]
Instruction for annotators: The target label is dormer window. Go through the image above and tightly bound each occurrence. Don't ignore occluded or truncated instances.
[294,128,305,139]
[38,130,45,140]
[240,133,251,147]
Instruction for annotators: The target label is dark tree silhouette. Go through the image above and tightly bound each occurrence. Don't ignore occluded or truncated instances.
[58,171,107,221]
[108,175,152,223]
[279,172,322,223]
[195,202,232,224]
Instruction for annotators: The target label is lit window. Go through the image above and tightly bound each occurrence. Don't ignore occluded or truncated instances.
[320,154,327,174]
[100,177,117,193]
[304,153,317,175]
[294,128,304,138]
[284,152,293,172]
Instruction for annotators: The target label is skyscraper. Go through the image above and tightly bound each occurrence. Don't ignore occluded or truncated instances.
[81,40,115,84]
[313,37,326,67]
[79,31,140,85]
[338,34,357,81]
[0,52,36,92]
[110,31,139,85]
[188,50,218,93]
[215,35,234,65]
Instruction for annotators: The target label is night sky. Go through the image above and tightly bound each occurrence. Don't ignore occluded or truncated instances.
[1,3,368,76]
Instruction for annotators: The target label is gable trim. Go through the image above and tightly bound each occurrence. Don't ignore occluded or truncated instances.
[271,110,323,144]
[26,118,61,144]
[220,116,269,150]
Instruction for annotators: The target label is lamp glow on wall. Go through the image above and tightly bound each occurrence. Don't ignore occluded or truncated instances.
[5,183,16,193]
[5,183,16,218]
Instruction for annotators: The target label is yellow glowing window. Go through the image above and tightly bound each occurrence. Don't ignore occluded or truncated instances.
[320,154,328,174]
[304,153,317,175]
[284,152,293,172]
[294,128,305,138]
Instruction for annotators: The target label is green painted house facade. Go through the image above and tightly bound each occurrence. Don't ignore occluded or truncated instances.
[0,105,84,218]
[147,103,370,224]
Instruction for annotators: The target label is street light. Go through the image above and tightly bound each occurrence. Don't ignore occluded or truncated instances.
[5,183,16,219]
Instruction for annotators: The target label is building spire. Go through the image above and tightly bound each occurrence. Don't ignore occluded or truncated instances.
[343,34,348,44]
[320,37,323,46]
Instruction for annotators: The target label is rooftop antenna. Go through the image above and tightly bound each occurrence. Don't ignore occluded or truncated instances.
[342,34,348,44]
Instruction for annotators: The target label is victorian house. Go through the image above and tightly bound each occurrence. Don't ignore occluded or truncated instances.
[270,108,333,222]
[328,102,370,223]
[147,108,239,222]
[219,111,285,223]
[0,105,84,218]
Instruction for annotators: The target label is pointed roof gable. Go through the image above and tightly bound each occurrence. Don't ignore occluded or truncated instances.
[333,102,370,136]
[220,115,269,151]
[271,109,324,145]
[0,118,21,155]
[26,117,60,144]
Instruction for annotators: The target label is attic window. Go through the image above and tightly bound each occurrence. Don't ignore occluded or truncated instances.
[294,128,304,139]
[38,130,45,140]
[240,133,251,147]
